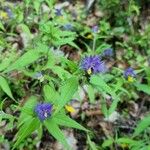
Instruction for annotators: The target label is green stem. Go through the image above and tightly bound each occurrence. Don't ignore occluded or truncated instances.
[92,34,97,52]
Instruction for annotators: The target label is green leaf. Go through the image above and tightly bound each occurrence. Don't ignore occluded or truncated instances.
[13,118,40,149]
[0,76,14,99]
[87,85,95,103]
[17,24,31,35]
[87,135,97,150]
[51,66,71,80]
[55,77,78,113]
[45,0,55,8]
[43,51,55,70]
[54,37,76,46]
[44,119,70,149]
[16,11,24,23]
[52,113,88,131]
[116,138,137,145]
[90,75,119,115]
[102,138,114,148]
[18,96,38,127]
[133,115,150,137]
[112,78,124,92]
[33,1,41,14]
[0,112,15,130]
[116,138,145,150]
[96,43,111,53]
[134,83,150,95]
[68,41,80,50]
[112,27,125,35]
[108,97,120,115]
[0,55,17,72]
[0,21,5,31]
[101,98,108,117]
[90,75,112,95]
[5,50,43,72]
[43,84,59,104]
[61,57,78,73]
[22,96,37,112]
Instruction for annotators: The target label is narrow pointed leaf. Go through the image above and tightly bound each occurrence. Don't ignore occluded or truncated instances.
[43,84,59,104]
[53,113,88,131]
[55,77,78,113]
[13,118,40,149]
[0,76,14,99]
[133,115,150,137]
[5,50,43,72]
[134,83,150,95]
[90,75,119,115]
[44,119,70,149]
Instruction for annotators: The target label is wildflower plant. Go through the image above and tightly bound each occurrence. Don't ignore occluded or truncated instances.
[13,77,87,150]
[0,1,150,150]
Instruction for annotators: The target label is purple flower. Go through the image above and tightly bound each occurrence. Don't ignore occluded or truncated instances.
[124,67,136,78]
[55,8,62,16]
[35,103,52,121]
[102,48,113,57]
[80,55,106,74]
[92,25,99,33]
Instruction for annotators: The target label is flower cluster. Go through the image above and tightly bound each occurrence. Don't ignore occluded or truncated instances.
[124,67,136,82]
[80,55,106,74]
[35,103,53,121]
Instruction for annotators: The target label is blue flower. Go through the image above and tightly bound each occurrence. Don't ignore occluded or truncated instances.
[35,103,53,121]
[124,67,136,82]
[102,48,113,57]
[34,72,43,79]
[63,24,73,30]
[55,8,62,16]
[92,25,99,33]
[80,55,106,74]
[33,72,44,82]
[5,7,13,19]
